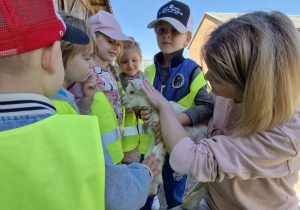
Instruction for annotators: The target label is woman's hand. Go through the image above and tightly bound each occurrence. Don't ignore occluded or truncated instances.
[140,80,171,110]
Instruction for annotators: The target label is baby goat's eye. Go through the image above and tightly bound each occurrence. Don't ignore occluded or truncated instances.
[129,91,135,95]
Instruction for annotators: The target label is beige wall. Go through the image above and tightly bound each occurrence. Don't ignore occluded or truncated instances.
[189,15,221,74]
[190,15,300,74]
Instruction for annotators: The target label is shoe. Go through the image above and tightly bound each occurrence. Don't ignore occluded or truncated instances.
[151,195,160,210]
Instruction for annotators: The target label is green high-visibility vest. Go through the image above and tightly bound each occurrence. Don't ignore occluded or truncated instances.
[51,99,78,115]
[92,92,124,164]
[144,64,207,108]
[120,88,152,155]
[120,109,152,155]
[0,115,105,210]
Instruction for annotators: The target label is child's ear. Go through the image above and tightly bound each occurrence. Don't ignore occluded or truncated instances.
[42,41,62,75]
[183,33,192,48]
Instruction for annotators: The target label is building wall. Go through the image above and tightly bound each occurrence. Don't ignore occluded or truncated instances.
[189,15,221,74]
[190,14,300,74]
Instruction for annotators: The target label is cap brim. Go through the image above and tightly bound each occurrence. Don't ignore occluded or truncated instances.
[61,24,90,45]
[147,17,188,33]
[100,30,133,45]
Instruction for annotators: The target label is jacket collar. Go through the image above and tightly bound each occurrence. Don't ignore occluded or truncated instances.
[154,48,185,69]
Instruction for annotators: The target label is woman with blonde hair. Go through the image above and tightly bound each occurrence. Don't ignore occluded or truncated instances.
[140,11,300,209]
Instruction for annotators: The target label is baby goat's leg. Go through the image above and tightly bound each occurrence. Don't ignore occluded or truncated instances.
[148,142,166,196]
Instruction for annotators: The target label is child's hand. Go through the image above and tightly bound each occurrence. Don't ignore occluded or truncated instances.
[132,106,139,113]
[125,106,139,116]
[141,153,161,179]
[140,106,153,126]
[125,108,134,116]
[83,73,98,102]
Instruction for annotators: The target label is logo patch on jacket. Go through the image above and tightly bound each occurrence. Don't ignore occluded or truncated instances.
[172,73,184,88]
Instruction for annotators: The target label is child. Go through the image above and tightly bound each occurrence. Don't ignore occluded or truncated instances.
[51,11,98,115]
[72,10,132,125]
[116,37,150,165]
[141,11,300,210]
[70,10,132,164]
[0,1,160,209]
[141,1,214,209]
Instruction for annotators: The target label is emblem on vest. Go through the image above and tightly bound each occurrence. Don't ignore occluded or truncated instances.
[172,73,184,88]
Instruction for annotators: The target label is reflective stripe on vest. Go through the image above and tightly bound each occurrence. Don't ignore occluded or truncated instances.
[124,124,144,136]
[51,99,78,115]
[92,91,124,164]
[101,126,121,145]
[145,64,207,108]
[0,115,105,209]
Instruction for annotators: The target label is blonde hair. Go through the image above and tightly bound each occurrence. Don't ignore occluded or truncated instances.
[116,37,142,67]
[202,11,300,136]
[58,11,96,68]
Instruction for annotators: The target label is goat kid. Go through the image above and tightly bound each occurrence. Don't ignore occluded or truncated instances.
[122,72,208,197]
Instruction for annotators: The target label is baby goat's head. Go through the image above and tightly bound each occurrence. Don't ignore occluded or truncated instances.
[122,71,150,109]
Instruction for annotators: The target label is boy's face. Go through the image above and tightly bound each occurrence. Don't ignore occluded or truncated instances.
[96,33,122,64]
[155,21,191,55]
[119,48,142,77]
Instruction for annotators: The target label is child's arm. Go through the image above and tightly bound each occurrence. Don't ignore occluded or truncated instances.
[102,139,160,209]
[183,68,214,125]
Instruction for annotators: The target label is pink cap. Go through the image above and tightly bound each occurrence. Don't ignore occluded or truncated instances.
[88,10,133,44]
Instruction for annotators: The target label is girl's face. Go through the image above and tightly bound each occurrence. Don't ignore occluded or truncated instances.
[155,21,191,55]
[64,43,95,87]
[205,70,243,102]
[95,33,122,65]
[119,48,142,77]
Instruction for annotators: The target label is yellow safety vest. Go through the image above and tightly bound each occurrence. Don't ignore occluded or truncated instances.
[145,64,207,108]
[0,115,105,210]
[120,89,152,154]
[92,92,124,164]
[51,99,78,115]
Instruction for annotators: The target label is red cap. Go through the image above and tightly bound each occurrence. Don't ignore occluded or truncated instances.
[0,0,66,57]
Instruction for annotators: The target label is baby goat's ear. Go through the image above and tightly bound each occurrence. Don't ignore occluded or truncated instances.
[130,81,142,91]
[144,71,150,82]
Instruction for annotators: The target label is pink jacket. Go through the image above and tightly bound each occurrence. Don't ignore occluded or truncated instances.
[170,96,300,209]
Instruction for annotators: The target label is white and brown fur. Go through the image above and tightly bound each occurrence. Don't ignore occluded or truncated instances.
[122,72,207,196]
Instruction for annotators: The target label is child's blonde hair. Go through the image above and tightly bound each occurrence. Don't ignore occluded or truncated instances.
[116,37,142,67]
[202,11,300,136]
[58,11,96,67]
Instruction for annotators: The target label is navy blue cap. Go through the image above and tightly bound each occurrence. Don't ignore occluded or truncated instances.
[61,23,90,45]
[147,0,193,33]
